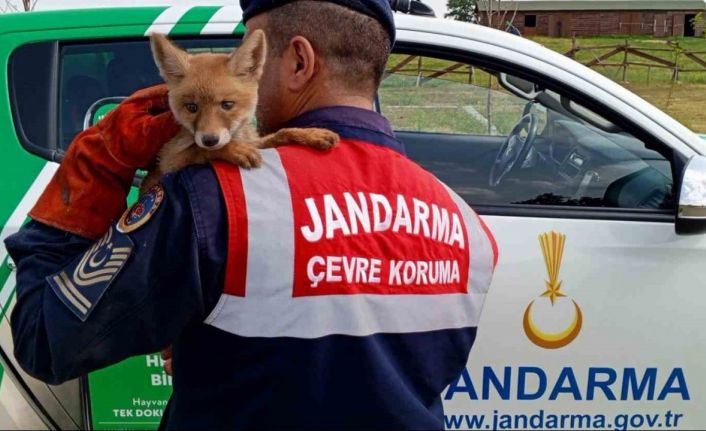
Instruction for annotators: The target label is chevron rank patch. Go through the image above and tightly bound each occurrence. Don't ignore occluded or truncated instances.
[117,184,165,234]
[47,227,133,322]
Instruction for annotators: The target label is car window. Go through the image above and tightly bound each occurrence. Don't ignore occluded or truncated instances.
[380,56,539,136]
[380,55,675,211]
[58,39,239,150]
[11,40,675,212]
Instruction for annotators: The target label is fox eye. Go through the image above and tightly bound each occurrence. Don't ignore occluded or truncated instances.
[221,101,235,110]
[185,103,198,113]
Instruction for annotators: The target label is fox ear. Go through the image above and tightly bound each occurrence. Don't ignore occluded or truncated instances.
[228,29,267,80]
[150,33,190,82]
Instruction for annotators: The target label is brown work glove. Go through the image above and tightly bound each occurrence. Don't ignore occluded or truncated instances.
[29,85,181,239]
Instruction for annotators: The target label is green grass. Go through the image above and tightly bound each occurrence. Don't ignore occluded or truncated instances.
[380,68,526,135]
[530,35,706,132]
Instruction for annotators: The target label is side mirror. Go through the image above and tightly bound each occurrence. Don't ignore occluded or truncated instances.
[676,155,706,235]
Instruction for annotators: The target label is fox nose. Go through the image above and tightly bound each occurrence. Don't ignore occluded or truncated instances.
[201,134,220,148]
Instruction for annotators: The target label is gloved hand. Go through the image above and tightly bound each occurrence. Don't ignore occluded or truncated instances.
[29,85,181,239]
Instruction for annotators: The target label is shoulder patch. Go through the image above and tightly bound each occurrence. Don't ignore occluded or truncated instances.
[47,227,133,322]
[117,184,165,234]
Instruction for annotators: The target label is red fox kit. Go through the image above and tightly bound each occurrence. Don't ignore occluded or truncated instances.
[143,30,338,191]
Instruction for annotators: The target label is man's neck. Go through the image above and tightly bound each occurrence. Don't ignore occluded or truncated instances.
[305,95,374,112]
[289,82,374,119]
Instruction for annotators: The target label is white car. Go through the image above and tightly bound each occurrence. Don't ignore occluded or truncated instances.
[0,3,705,430]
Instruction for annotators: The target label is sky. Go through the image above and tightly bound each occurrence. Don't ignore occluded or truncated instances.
[4,0,449,16]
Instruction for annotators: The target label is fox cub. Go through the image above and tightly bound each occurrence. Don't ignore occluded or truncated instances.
[142,30,338,191]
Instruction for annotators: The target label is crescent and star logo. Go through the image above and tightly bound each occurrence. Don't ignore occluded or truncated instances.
[523,231,583,349]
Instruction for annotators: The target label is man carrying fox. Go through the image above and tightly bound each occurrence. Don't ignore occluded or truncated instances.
[5,0,498,429]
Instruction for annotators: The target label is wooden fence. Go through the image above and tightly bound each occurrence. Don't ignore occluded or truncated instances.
[564,38,706,83]
[385,39,706,86]
[385,55,479,85]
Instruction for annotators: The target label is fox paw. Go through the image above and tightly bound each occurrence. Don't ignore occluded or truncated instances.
[306,129,339,150]
[223,145,263,169]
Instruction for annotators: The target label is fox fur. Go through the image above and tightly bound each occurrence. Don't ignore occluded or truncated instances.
[142,30,338,192]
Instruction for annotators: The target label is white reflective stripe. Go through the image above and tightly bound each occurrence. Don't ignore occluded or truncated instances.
[144,6,191,36]
[204,149,294,324]
[241,149,295,299]
[444,184,494,295]
[205,152,488,338]
[208,291,485,339]
[200,6,241,35]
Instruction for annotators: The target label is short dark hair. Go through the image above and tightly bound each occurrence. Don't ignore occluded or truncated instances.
[266,1,391,96]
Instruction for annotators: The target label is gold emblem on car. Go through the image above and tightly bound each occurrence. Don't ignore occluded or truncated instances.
[523,231,582,349]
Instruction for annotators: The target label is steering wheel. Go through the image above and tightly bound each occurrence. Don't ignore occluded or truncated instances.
[489,113,539,187]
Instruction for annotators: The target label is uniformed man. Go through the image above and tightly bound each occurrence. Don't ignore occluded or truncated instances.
[5,0,498,429]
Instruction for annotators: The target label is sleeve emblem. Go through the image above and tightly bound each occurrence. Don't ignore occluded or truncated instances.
[47,227,133,321]
[117,184,165,234]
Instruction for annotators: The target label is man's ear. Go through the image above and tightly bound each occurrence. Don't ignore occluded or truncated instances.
[150,33,190,83]
[285,36,317,92]
[228,29,267,80]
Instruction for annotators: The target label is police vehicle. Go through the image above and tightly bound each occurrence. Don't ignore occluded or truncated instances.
[0,3,705,430]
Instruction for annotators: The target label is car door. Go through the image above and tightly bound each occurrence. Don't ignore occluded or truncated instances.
[379,44,706,429]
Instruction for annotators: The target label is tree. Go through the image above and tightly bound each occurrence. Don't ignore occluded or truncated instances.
[21,0,38,11]
[476,0,518,30]
[445,0,477,23]
[0,0,37,12]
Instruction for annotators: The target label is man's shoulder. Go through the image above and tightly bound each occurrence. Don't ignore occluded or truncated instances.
[174,164,220,188]
[276,137,442,188]
[159,164,220,200]
[159,164,224,222]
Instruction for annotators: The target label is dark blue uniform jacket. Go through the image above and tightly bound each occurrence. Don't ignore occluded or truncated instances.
[5,107,475,430]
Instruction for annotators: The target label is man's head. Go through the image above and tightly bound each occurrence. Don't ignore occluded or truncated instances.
[243,0,393,134]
